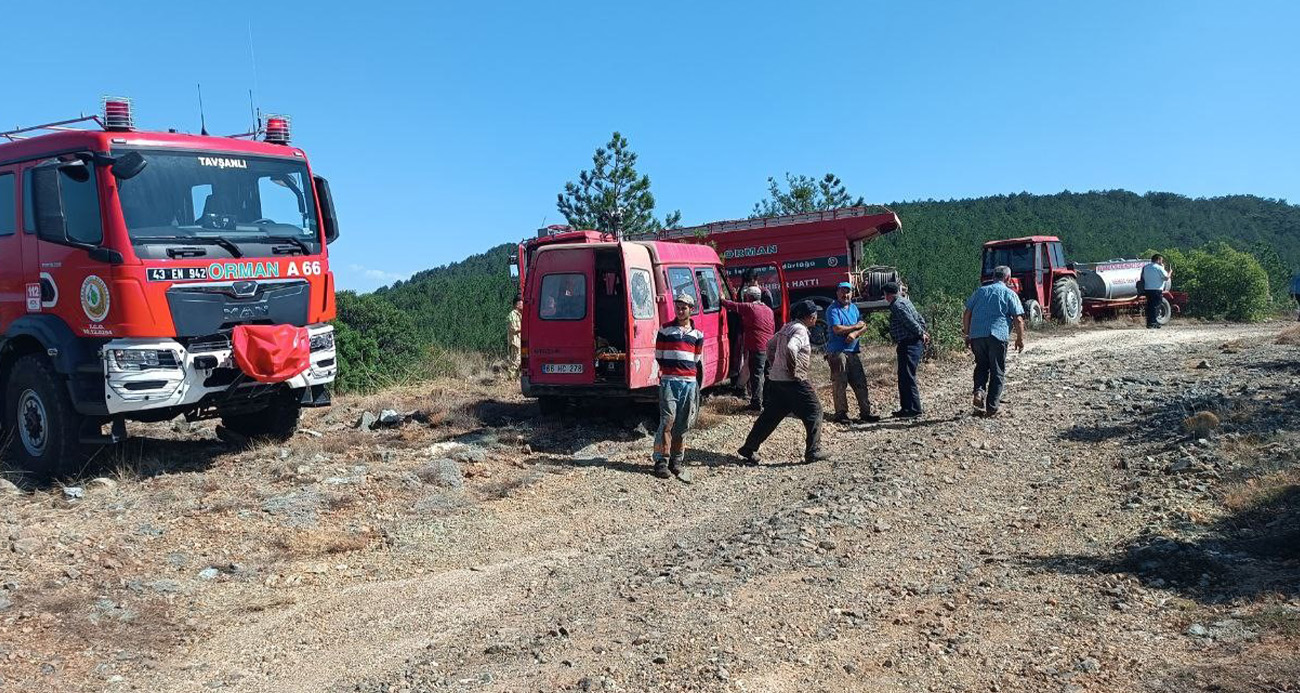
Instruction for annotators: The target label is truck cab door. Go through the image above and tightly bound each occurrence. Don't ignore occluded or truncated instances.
[691,266,727,388]
[525,248,595,386]
[622,243,659,390]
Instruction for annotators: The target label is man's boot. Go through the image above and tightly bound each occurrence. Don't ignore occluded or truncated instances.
[668,456,692,483]
[652,459,671,479]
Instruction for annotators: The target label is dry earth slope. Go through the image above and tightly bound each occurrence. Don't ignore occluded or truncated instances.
[1,321,1297,693]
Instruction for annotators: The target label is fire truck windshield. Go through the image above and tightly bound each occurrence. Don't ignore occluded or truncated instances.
[114,150,320,257]
[982,245,1036,276]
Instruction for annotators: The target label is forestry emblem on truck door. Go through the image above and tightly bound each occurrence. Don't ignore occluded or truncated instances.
[80,275,111,323]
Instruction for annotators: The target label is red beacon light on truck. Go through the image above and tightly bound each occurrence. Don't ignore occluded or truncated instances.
[101,96,134,131]
[264,114,291,145]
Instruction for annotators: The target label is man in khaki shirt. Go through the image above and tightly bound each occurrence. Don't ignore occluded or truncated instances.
[506,295,523,378]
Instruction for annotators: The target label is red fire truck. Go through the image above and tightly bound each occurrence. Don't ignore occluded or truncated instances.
[649,206,903,343]
[0,98,339,474]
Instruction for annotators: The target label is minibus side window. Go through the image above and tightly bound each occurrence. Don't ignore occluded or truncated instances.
[694,267,721,313]
[666,267,700,314]
[539,273,586,320]
[629,269,654,319]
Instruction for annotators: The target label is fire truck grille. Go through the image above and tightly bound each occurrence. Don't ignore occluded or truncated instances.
[166,280,311,337]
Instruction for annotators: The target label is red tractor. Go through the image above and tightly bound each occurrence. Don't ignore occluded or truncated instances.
[980,236,1178,327]
[981,236,1084,326]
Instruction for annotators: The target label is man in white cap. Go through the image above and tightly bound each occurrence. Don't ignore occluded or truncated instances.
[721,284,775,410]
[652,292,705,480]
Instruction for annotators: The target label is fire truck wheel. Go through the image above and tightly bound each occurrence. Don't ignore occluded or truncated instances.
[1155,296,1172,326]
[807,297,835,347]
[220,393,301,442]
[5,355,88,478]
[1051,278,1083,325]
[1022,299,1045,328]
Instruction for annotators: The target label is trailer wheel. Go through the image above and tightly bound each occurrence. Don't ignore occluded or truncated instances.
[1155,296,1172,326]
[1051,278,1083,325]
[5,355,89,478]
[221,391,301,442]
[1022,299,1045,328]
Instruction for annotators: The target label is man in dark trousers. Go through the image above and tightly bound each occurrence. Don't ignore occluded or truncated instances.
[962,265,1026,417]
[721,285,775,410]
[825,281,880,423]
[1141,254,1170,328]
[883,282,929,418]
[737,300,828,466]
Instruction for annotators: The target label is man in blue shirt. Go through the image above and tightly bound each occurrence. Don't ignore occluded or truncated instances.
[962,265,1026,417]
[824,282,880,423]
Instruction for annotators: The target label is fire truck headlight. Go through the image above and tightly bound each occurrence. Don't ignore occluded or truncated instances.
[108,349,181,372]
[309,331,335,352]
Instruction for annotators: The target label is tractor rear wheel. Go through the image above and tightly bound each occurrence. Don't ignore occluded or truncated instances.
[1022,299,1045,328]
[1051,278,1083,325]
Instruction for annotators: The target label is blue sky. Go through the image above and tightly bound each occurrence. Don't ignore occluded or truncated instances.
[5,1,1296,291]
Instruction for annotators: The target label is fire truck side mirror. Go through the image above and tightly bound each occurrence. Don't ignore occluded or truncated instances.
[110,151,148,181]
[313,175,339,244]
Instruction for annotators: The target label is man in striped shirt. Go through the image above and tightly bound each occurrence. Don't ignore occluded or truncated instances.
[652,293,705,480]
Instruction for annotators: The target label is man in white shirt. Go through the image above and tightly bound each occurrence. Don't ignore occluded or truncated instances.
[1141,254,1170,329]
[737,300,828,466]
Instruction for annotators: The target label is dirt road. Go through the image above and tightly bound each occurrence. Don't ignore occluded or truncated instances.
[2,321,1297,693]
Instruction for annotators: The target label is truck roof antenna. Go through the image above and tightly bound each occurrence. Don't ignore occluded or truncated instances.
[197,83,208,136]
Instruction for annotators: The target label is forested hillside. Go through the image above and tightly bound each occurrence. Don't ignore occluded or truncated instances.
[371,244,519,352]
[333,191,1298,390]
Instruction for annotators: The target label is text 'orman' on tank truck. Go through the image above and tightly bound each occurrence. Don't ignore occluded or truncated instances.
[0,97,340,475]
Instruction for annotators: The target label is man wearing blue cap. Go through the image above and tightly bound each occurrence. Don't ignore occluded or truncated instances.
[825,281,880,424]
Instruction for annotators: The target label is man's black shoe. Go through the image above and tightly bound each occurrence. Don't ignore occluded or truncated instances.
[857,414,882,424]
[652,461,672,479]
[737,447,761,467]
[831,414,851,424]
[745,402,762,412]
[893,409,922,419]
[805,450,831,464]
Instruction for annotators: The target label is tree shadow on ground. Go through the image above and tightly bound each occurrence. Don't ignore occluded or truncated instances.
[1026,481,1300,603]
[537,448,754,477]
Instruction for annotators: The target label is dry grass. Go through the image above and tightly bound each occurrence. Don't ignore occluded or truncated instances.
[270,528,375,558]
[1277,325,1300,345]
[1223,467,1300,514]
[1183,411,1221,438]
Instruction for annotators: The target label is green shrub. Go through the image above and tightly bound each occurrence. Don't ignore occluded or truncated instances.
[1161,243,1272,322]
[916,291,968,358]
[332,291,426,392]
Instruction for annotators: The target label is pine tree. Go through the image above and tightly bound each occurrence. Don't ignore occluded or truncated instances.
[751,173,864,218]
[557,132,681,237]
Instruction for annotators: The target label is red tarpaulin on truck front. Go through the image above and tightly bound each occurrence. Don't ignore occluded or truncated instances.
[232,324,310,383]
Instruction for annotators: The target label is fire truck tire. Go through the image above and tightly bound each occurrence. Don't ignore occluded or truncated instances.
[220,392,301,442]
[4,354,89,478]
[1155,296,1172,326]
[1022,299,1045,328]
[1051,278,1083,325]
[808,297,835,347]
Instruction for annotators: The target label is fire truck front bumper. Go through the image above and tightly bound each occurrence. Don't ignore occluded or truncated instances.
[99,324,337,415]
